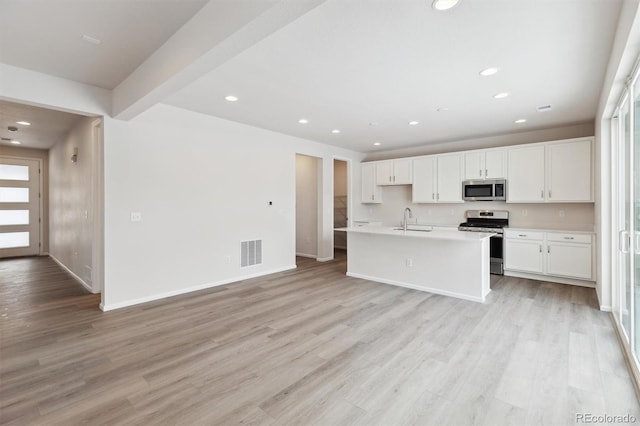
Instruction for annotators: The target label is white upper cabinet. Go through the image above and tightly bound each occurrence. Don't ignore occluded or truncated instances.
[507,138,593,203]
[361,162,382,203]
[437,154,463,202]
[546,139,593,202]
[412,154,463,203]
[507,145,546,202]
[412,156,437,203]
[376,159,412,185]
[464,148,506,180]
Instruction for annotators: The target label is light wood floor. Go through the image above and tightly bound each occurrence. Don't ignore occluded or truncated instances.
[1,252,638,425]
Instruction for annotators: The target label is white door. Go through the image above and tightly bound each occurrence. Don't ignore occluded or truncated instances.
[546,139,592,201]
[507,145,545,202]
[504,239,544,273]
[464,151,483,180]
[0,157,41,258]
[484,149,506,179]
[437,154,463,202]
[412,157,436,203]
[546,242,592,280]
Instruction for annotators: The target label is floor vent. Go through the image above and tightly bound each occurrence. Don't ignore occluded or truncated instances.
[241,240,262,267]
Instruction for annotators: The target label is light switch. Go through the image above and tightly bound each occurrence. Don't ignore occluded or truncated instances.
[130,212,142,222]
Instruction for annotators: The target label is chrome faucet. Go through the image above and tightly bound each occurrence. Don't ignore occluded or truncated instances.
[403,207,413,232]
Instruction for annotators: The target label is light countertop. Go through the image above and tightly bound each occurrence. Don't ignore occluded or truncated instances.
[335,226,495,241]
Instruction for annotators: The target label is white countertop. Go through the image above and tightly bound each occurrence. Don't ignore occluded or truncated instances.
[507,227,595,235]
[335,226,495,241]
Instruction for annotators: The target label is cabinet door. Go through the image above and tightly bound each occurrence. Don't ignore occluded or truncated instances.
[393,159,412,184]
[507,146,545,202]
[361,163,382,203]
[484,149,506,179]
[376,161,393,185]
[437,154,463,202]
[546,139,592,202]
[504,239,544,273]
[464,151,483,180]
[412,157,436,203]
[546,242,592,280]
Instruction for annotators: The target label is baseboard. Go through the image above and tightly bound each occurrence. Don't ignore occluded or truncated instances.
[610,313,640,402]
[100,264,297,312]
[49,254,97,294]
[504,270,596,288]
[317,256,334,262]
[346,272,487,303]
[296,252,317,259]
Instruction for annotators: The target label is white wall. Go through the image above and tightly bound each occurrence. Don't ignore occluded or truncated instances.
[296,154,319,258]
[102,104,364,309]
[364,185,595,231]
[49,116,96,290]
[363,122,595,161]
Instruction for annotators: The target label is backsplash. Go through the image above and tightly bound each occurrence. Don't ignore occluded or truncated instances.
[361,186,595,232]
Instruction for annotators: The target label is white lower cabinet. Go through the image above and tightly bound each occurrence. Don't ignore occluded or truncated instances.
[504,229,594,283]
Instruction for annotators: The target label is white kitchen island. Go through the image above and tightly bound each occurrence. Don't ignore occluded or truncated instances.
[336,227,495,303]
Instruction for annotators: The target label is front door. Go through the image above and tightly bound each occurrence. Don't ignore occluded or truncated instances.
[0,157,41,258]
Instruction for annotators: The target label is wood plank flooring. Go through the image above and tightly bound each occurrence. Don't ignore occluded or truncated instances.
[1,252,638,425]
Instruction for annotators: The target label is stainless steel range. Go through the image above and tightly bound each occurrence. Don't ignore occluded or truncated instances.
[458,210,509,275]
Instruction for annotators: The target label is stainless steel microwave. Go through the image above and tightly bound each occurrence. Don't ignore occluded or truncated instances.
[462,179,506,201]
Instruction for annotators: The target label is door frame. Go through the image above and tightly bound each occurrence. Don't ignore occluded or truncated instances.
[332,156,352,246]
[0,155,44,257]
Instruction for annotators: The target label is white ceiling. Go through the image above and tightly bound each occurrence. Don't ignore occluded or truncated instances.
[0,0,624,153]
[0,0,208,89]
[0,100,82,149]
[165,0,622,153]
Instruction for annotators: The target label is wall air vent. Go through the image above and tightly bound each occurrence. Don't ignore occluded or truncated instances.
[241,240,262,267]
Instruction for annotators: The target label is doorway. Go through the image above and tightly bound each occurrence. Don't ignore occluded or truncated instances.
[0,156,41,258]
[334,159,348,256]
[295,154,321,259]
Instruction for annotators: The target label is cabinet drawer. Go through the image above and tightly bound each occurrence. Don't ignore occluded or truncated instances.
[546,232,592,244]
[504,230,544,240]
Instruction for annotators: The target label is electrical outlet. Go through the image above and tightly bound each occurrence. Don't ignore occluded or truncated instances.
[224,255,231,264]
[130,212,142,222]
[522,209,528,217]
[406,258,413,267]
[559,210,565,217]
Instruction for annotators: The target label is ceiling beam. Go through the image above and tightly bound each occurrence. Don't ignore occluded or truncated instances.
[112,0,328,120]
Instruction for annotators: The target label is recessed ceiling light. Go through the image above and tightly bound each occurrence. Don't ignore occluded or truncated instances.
[10,140,21,145]
[81,34,102,45]
[515,119,527,124]
[479,67,499,77]
[7,126,18,132]
[408,121,419,126]
[537,105,552,112]
[369,122,380,126]
[224,95,238,102]
[494,92,509,99]
[432,0,460,10]
[16,121,31,126]
[332,129,341,134]
[298,119,309,124]
[373,142,382,146]
[436,107,450,112]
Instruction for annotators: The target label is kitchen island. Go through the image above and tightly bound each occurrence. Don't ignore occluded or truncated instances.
[336,226,495,303]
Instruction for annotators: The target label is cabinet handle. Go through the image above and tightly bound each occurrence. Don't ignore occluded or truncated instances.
[432,193,435,200]
[541,190,544,199]
[539,245,542,253]
[549,190,552,199]
[485,169,488,177]
[563,236,574,240]
[371,194,374,201]
[479,169,482,177]
[393,175,396,183]
[437,193,440,200]
[547,246,550,253]
[389,176,392,183]
[518,234,527,237]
